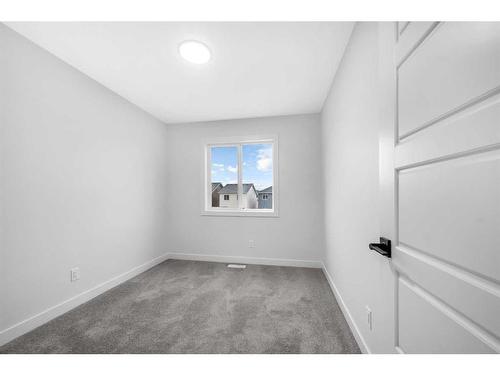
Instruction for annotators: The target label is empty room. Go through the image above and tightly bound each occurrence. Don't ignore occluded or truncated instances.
[1,3,499,369]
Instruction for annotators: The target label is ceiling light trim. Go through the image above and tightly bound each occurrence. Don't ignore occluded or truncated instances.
[178,40,211,64]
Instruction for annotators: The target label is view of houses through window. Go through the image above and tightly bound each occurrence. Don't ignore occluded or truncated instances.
[209,142,273,210]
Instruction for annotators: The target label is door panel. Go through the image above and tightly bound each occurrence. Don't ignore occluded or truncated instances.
[395,246,500,338]
[398,150,500,281]
[397,22,410,38]
[395,94,500,169]
[398,22,500,139]
[383,21,500,353]
[396,22,437,64]
[398,278,496,353]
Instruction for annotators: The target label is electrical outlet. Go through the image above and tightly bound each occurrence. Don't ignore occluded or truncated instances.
[248,240,255,248]
[366,306,373,331]
[70,267,80,282]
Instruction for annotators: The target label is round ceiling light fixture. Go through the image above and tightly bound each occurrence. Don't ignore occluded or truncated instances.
[178,40,211,64]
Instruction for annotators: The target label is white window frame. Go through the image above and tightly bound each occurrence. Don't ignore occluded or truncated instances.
[202,135,279,217]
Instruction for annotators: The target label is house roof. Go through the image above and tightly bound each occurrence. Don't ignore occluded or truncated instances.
[211,182,222,192]
[258,186,273,194]
[219,184,255,194]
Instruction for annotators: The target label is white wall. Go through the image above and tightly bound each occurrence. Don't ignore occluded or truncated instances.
[165,114,324,265]
[0,25,170,338]
[321,23,395,353]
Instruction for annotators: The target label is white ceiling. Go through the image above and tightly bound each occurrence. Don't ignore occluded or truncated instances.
[6,22,353,124]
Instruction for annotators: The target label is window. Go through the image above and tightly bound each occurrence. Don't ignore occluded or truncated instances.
[204,136,278,216]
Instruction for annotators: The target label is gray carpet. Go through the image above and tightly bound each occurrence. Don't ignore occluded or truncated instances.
[0,259,360,354]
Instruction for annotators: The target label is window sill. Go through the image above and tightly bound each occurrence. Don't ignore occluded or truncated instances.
[201,209,279,218]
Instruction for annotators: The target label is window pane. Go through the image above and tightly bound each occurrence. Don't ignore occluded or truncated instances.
[210,146,238,208]
[242,143,273,210]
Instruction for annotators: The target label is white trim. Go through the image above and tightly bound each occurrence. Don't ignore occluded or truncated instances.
[237,143,243,209]
[0,252,170,347]
[200,210,278,218]
[321,262,371,354]
[168,252,322,269]
[203,134,277,145]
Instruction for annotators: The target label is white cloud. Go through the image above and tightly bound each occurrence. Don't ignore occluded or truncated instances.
[227,165,237,173]
[212,163,225,171]
[256,147,272,172]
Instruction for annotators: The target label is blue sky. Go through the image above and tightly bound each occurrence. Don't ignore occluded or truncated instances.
[211,144,273,190]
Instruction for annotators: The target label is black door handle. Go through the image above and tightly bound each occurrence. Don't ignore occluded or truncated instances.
[369,237,391,258]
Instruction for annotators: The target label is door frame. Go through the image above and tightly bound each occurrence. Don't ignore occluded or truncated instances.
[378,21,402,353]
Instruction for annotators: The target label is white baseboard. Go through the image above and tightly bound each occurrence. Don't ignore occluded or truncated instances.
[321,262,371,354]
[168,252,322,268]
[0,252,170,347]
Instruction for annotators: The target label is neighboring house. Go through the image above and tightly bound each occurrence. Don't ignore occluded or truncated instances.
[211,182,223,207]
[257,186,273,209]
[218,183,258,209]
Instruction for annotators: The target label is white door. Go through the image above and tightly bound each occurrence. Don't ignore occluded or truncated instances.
[379,22,500,353]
